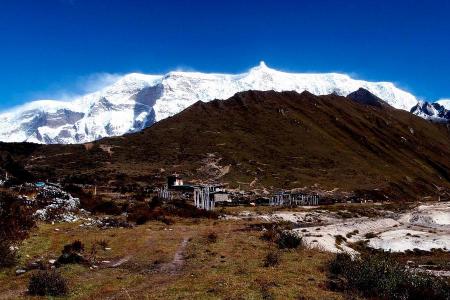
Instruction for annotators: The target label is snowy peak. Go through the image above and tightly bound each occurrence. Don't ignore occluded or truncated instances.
[0,63,428,144]
[410,100,450,122]
[249,61,272,73]
[437,99,450,110]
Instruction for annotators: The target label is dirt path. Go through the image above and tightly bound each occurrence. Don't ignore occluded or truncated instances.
[109,255,132,268]
[106,236,190,300]
[159,237,189,275]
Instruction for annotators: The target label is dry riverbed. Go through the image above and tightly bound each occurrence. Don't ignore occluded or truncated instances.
[236,202,450,254]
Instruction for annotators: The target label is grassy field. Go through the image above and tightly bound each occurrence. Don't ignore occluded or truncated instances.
[0,216,343,300]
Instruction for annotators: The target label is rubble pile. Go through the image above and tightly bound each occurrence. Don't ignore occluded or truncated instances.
[33,185,81,222]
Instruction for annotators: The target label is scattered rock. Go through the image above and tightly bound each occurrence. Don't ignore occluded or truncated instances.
[16,269,27,275]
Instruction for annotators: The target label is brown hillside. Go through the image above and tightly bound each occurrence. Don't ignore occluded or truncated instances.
[2,90,450,200]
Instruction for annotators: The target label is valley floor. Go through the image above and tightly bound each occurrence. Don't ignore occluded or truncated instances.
[1,202,450,299]
[0,217,341,300]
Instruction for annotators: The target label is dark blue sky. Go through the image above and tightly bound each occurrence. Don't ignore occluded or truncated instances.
[0,0,449,109]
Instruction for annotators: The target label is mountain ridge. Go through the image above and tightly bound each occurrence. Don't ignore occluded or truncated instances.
[0,62,421,144]
[3,90,449,200]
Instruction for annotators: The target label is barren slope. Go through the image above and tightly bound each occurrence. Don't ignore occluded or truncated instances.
[2,90,449,199]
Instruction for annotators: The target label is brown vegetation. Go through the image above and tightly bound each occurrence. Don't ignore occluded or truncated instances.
[28,270,68,296]
[0,191,35,241]
[0,90,449,199]
[0,191,35,269]
[0,217,343,299]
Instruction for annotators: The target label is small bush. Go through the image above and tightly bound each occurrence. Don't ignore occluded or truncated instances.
[0,239,17,268]
[57,241,87,265]
[261,222,294,243]
[335,235,347,245]
[0,191,35,241]
[261,228,280,242]
[95,239,109,250]
[99,217,132,228]
[161,216,174,225]
[28,270,69,296]
[276,231,303,249]
[263,251,281,267]
[127,203,162,225]
[148,196,163,209]
[256,279,276,300]
[135,214,150,225]
[66,240,84,253]
[261,285,275,300]
[364,232,377,239]
[91,198,123,215]
[328,252,353,275]
[206,232,218,243]
[337,211,354,219]
[346,230,359,238]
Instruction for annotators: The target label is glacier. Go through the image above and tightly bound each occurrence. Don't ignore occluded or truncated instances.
[0,62,422,144]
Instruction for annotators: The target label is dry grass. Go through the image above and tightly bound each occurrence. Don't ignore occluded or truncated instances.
[0,217,343,299]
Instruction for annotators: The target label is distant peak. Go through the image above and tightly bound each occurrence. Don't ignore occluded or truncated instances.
[353,88,375,96]
[250,61,272,72]
[347,88,387,108]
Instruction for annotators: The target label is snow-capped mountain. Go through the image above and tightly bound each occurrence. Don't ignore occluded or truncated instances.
[410,100,450,122]
[437,99,450,110]
[0,62,421,144]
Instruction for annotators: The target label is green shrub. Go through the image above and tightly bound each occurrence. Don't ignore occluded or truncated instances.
[328,252,352,275]
[66,240,84,253]
[28,270,69,296]
[328,253,450,300]
[261,222,295,243]
[57,240,87,265]
[276,231,303,249]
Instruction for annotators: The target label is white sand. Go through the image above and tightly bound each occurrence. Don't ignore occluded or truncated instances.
[368,229,450,252]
